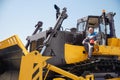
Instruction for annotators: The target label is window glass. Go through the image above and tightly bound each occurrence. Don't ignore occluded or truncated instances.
[78,22,86,32]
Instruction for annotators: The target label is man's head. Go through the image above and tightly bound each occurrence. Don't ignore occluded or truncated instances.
[88,27,94,34]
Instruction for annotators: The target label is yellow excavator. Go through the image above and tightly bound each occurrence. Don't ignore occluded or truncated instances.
[0,5,120,80]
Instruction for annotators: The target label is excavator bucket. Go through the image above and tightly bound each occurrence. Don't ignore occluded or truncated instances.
[0,35,28,80]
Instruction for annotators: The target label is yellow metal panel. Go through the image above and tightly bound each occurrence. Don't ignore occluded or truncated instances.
[118,39,120,47]
[0,35,18,49]
[106,77,120,80]
[19,51,51,80]
[93,46,120,56]
[53,78,65,80]
[64,43,120,62]
[64,44,87,64]
[108,38,120,47]
[0,35,28,55]
[93,38,120,56]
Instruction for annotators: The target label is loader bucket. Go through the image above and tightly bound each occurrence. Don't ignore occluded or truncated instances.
[0,35,28,80]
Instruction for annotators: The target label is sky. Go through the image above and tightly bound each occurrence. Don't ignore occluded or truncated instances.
[0,0,120,44]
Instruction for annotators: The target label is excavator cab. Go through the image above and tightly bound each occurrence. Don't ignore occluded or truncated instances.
[77,16,99,44]
[77,16,99,36]
[77,11,116,46]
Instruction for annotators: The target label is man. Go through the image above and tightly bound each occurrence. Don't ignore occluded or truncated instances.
[82,27,97,59]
